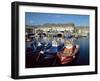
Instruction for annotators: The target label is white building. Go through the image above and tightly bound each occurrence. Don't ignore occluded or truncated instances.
[26,23,75,33]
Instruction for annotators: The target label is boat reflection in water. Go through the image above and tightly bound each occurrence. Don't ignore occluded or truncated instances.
[26,33,89,68]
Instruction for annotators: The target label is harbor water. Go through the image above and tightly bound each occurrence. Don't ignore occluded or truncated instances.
[71,36,89,65]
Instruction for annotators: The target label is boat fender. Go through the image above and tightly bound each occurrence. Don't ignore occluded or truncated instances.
[73,56,75,59]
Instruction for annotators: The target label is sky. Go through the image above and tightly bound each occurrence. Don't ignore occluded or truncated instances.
[25,12,89,27]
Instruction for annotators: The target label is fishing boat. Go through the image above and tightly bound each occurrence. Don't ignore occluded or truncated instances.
[57,45,79,64]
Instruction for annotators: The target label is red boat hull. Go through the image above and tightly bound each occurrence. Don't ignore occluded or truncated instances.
[57,45,79,64]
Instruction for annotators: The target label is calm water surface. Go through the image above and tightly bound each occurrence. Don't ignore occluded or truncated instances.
[73,36,89,65]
